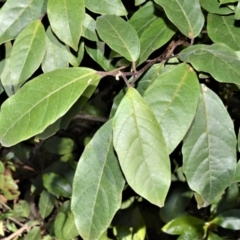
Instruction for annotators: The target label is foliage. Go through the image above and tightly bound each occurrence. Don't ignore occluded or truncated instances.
[0,0,240,239]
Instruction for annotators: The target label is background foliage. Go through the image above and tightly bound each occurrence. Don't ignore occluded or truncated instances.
[0,0,240,239]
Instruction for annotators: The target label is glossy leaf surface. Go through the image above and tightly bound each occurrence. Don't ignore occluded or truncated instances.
[47,0,85,51]
[72,120,125,240]
[0,68,101,147]
[96,15,140,62]
[207,14,240,51]
[113,87,171,207]
[182,85,236,207]
[0,0,47,44]
[179,43,240,85]
[154,0,204,38]
[144,63,200,153]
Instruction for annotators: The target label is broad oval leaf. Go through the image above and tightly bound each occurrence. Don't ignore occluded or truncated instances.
[207,14,240,51]
[0,0,47,44]
[71,120,125,240]
[42,27,69,73]
[39,190,55,219]
[84,0,127,16]
[113,87,171,207]
[179,43,240,85]
[182,85,236,208]
[138,17,176,65]
[96,15,140,62]
[199,0,233,15]
[0,68,101,147]
[154,0,204,38]
[1,20,46,95]
[47,0,85,51]
[144,63,200,153]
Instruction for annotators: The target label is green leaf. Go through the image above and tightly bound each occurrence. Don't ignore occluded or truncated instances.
[1,20,46,95]
[160,184,193,223]
[135,0,146,6]
[42,27,69,73]
[207,14,240,51]
[113,87,171,207]
[199,0,233,15]
[24,227,41,240]
[232,161,240,183]
[84,0,127,16]
[0,68,101,147]
[39,190,55,219]
[182,85,236,208]
[235,1,240,20]
[144,63,200,153]
[138,17,175,65]
[162,215,205,235]
[207,232,223,240]
[219,0,238,4]
[211,209,240,230]
[179,43,240,85]
[0,0,47,44]
[82,14,98,41]
[43,172,72,198]
[96,15,140,62]
[129,2,158,37]
[47,0,85,51]
[154,0,204,38]
[72,120,125,240]
[62,212,79,240]
[67,42,85,67]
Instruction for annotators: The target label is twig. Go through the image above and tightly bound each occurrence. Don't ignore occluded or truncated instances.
[2,225,29,240]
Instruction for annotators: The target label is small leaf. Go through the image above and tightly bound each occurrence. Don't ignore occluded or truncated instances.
[84,0,127,16]
[24,227,41,240]
[235,1,240,20]
[39,190,55,219]
[1,20,46,95]
[219,0,238,4]
[154,0,204,38]
[144,63,200,153]
[199,0,233,15]
[47,0,85,51]
[162,215,205,235]
[135,0,146,6]
[179,43,240,85]
[113,87,171,207]
[207,14,240,51]
[0,68,101,147]
[182,85,236,207]
[42,27,69,73]
[96,15,140,62]
[82,14,98,41]
[72,120,125,240]
[62,212,79,240]
[211,209,240,230]
[138,17,175,65]
[0,0,47,44]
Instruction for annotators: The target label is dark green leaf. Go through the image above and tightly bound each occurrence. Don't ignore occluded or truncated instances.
[144,63,200,153]
[47,0,85,51]
[199,0,233,15]
[39,190,55,219]
[84,0,127,16]
[72,120,125,240]
[1,20,46,95]
[179,43,240,85]
[154,0,204,38]
[96,15,140,62]
[182,85,236,207]
[0,68,101,147]
[0,0,47,44]
[207,14,240,51]
[113,87,171,207]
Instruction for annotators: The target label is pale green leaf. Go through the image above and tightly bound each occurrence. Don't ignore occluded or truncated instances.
[179,43,240,85]
[96,15,140,62]
[24,227,41,240]
[0,68,101,147]
[135,0,146,5]
[0,0,47,44]
[154,0,204,38]
[82,14,98,41]
[72,120,125,240]
[47,0,85,51]
[207,14,240,51]
[235,1,240,20]
[42,27,69,73]
[199,0,233,14]
[113,87,171,207]
[39,190,55,219]
[129,2,158,37]
[144,63,200,153]
[138,17,175,65]
[1,20,46,96]
[84,0,127,16]
[182,85,236,207]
